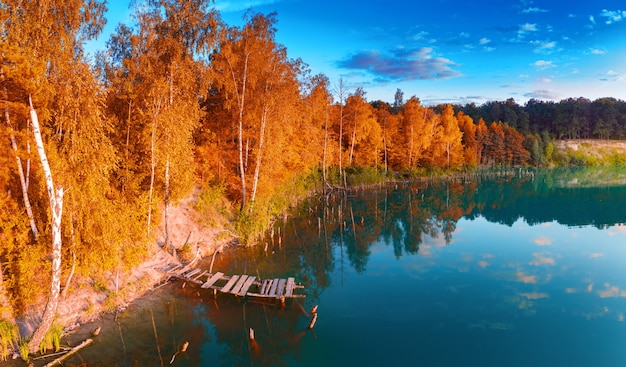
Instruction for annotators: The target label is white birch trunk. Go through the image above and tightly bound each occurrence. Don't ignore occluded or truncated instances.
[164,157,170,246]
[236,54,249,211]
[147,117,156,236]
[5,104,39,237]
[147,95,162,236]
[249,106,268,212]
[27,96,64,354]
[349,118,356,166]
[322,104,328,186]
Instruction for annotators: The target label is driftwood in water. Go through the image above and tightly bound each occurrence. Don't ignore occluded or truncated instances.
[308,313,318,329]
[169,341,189,364]
[308,305,319,329]
[43,338,93,367]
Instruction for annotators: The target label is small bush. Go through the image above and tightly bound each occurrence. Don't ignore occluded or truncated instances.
[18,339,28,363]
[0,319,18,361]
[40,321,63,354]
[177,241,195,263]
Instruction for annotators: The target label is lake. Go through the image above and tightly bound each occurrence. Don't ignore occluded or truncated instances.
[63,168,626,366]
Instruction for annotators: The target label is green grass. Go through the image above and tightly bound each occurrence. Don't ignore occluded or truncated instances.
[0,319,18,361]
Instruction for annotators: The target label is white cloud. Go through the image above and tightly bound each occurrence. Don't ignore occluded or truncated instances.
[590,48,606,55]
[589,15,596,24]
[413,31,429,41]
[520,23,538,32]
[600,9,626,24]
[524,89,558,100]
[338,47,462,81]
[484,46,496,52]
[533,41,557,54]
[479,37,491,45]
[533,60,554,69]
[600,70,625,82]
[522,7,548,14]
[215,0,280,12]
[518,23,538,38]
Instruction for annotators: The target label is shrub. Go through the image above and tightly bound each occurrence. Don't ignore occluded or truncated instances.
[0,319,17,361]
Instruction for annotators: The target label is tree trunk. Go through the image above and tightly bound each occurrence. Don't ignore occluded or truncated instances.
[322,104,328,186]
[164,157,170,246]
[147,95,162,236]
[147,114,156,236]
[349,118,356,166]
[27,96,64,354]
[250,106,268,212]
[237,53,249,211]
[4,102,39,237]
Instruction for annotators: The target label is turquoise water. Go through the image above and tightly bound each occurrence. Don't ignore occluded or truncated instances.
[63,169,626,366]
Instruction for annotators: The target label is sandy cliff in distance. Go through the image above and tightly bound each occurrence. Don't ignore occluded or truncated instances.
[555,139,626,158]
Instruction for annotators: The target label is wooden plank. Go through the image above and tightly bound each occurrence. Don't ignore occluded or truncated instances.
[268,278,280,297]
[275,279,286,297]
[245,292,306,299]
[167,264,182,273]
[285,277,295,296]
[193,270,208,281]
[220,275,240,293]
[238,276,256,296]
[260,279,271,295]
[184,269,201,278]
[230,275,249,294]
[201,272,224,288]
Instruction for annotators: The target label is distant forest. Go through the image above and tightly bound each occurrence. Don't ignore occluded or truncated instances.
[450,97,626,140]
[1,1,626,356]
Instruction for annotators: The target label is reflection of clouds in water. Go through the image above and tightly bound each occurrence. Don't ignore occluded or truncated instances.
[520,292,549,300]
[529,252,555,266]
[516,271,537,284]
[533,235,552,246]
[565,287,577,293]
[598,283,626,298]
[607,224,626,236]
[419,244,432,256]
[477,254,493,269]
[589,253,603,258]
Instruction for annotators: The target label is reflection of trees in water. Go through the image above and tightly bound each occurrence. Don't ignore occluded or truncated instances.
[182,291,309,367]
[156,168,626,367]
[273,168,626,279]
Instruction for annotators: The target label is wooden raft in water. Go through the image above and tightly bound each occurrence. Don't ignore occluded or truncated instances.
[161,264,305,300]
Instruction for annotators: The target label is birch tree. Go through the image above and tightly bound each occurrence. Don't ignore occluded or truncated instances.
[26,97,64,353]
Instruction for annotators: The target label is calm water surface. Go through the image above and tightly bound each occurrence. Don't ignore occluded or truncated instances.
[65,168,626,367]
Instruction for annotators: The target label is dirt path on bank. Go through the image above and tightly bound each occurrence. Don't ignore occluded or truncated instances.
[23,188,233,338]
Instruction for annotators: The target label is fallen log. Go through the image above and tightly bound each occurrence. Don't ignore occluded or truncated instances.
[44,338,93,367]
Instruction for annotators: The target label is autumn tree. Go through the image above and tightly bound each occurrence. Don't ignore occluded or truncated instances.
[303,74,333,185]
[105,0,218,240]
[373,101,400,174]
[1,0,110,354]
[457,111,478,168]
[394,96,432,170]
[429,104,463,169]
[343,88,382,167]
[206,12,313,240]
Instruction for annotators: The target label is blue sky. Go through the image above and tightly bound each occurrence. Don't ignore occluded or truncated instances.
[93,0,626,105]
